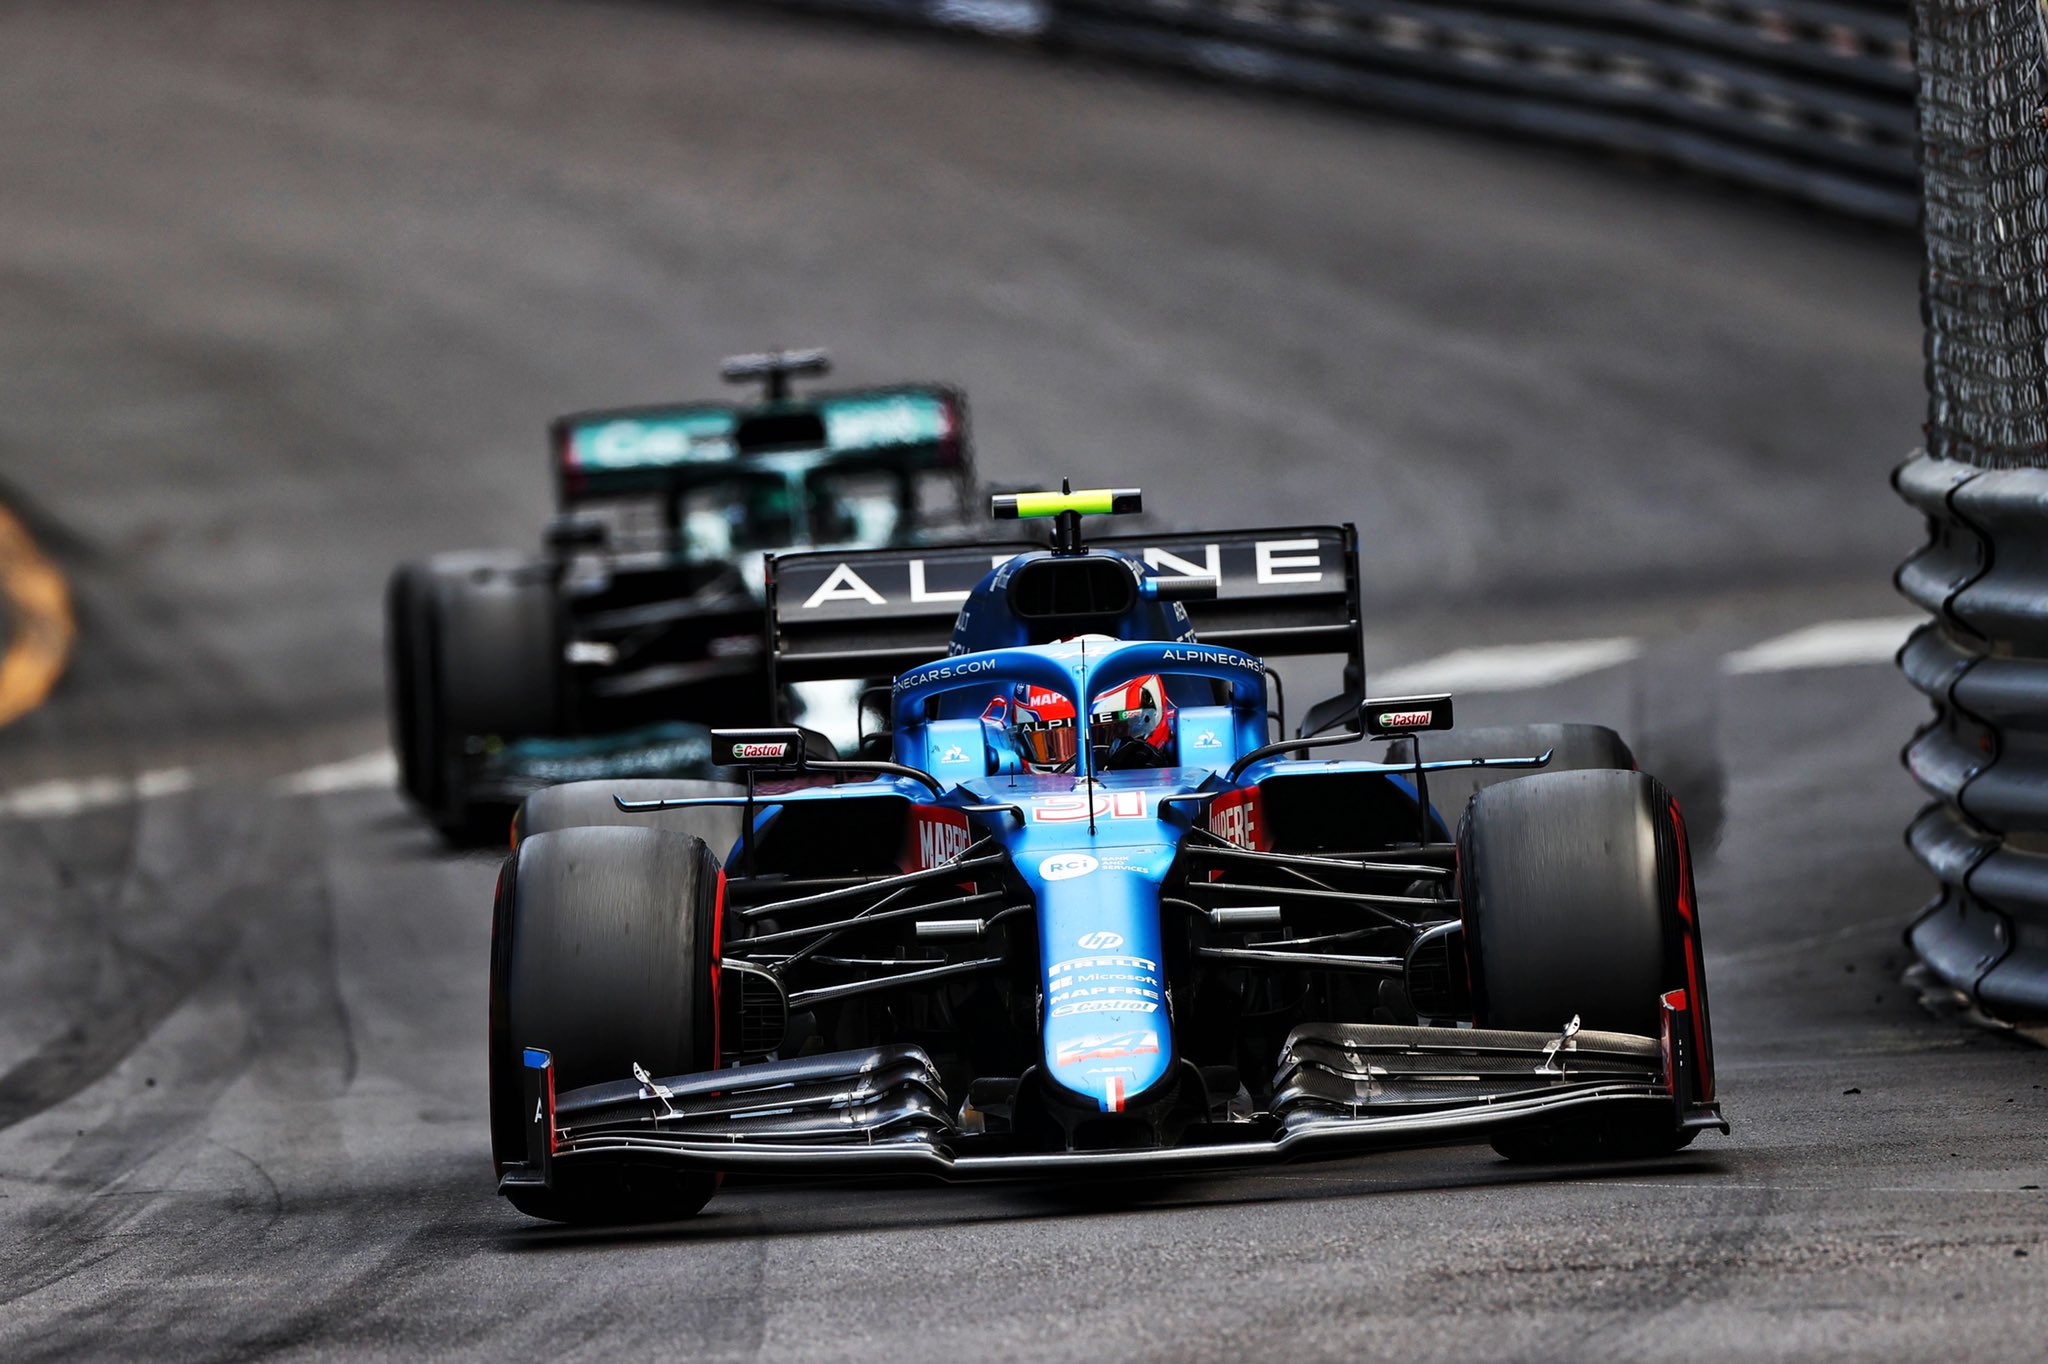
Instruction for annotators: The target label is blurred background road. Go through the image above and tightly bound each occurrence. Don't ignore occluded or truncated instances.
[0,1,2040,1359]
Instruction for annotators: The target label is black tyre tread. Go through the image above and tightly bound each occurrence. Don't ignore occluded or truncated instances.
[403,551,559,843]
[431,552,560,737]
[513,778,745,854]
[489,826,721,1222]
[1458,768,1694,1162]
[385,563,444,811]
[1461,768,1671,1037]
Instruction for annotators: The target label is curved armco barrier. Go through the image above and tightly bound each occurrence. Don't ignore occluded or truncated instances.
[1895,0,2048,1023]
[1899,459,2048,1019]
[766,0,1918,222]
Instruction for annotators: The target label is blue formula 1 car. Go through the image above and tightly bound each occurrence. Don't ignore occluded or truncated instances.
[488,488,1723,1224]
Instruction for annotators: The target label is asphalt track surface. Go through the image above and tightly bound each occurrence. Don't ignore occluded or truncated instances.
[0,2,2043,1359]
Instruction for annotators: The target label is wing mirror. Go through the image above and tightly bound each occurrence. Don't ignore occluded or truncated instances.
[1360,694,1454,737]
[1362,695,1453,843]
[711,728,809,769]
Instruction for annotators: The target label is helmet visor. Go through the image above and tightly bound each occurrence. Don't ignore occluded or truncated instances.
[1011,715,1077,767]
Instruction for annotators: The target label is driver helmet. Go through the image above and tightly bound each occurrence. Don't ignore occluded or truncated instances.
[991,686,1077,769]
[1089,674,1173,767]
[997,673,1174,772]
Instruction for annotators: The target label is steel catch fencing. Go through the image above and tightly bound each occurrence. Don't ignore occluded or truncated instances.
[1895,0,2048,1022]
[753,0,1920,222]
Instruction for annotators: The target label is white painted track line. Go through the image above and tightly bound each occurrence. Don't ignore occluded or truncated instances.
[1371,637,1642,695]
[0,618,1931,821]
[0,767,193,818]
[0,750,396,821]
[1721,616,1924,675]
[278,750,397,796]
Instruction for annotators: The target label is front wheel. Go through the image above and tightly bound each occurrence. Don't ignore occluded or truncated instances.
[488,826,723,1222]
[1458,768,1709,1161]
[399,552,560,844]
[386,562,446,815]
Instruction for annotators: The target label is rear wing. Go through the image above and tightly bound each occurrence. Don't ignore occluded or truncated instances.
[766,524,1363,689]
[550,383,970,504]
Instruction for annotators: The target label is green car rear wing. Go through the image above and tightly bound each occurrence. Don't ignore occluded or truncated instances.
[549,382,971,506]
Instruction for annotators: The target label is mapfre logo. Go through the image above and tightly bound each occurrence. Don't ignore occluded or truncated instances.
[1209,791,1261,850]
[1039,853,1098,882]
[731,742,787,759]
[1076,931,1125,951]
[916,814,972,869]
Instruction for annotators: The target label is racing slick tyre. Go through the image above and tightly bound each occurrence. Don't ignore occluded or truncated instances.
[1383,722,1633,825]
[434,553,559,737]
[512,779,745,852]
[417,552,561,844]
[385,562,445,815]
[489,826,722,1223]
[1458,768,1703,1162]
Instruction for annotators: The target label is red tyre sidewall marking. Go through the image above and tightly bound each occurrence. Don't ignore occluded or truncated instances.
[708,866,728,1193]
[1669,797,1714,1101]
[710,867,726,1072]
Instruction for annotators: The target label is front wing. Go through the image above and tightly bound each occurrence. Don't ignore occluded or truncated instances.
[500,1001,1723,1196]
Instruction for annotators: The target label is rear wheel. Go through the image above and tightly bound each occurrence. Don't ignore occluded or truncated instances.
[1458,768,1701,1161]
[488,826,723,1222]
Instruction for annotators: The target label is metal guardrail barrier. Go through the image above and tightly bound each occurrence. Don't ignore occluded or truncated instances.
[1895,0,2048,1024]
[755,0,1920,223]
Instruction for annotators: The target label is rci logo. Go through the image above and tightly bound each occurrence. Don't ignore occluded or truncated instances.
[1076,931,1125,950]
[1040,854,1099,882]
